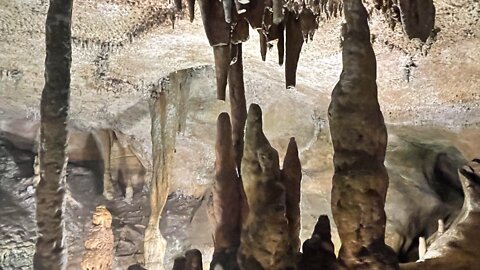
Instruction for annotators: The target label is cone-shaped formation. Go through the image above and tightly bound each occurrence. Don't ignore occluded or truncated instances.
[34,0,73,269]
[281,137,302,254]
[209,113,243,270]
[172,249,204,270]
[400,158,480,270]
[238,104,292,270]
[285,11,304,88]
[299,215,338,270]
[81,206,114,270]
[327,0,398,269]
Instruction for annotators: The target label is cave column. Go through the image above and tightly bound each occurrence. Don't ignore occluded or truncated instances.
[327,0,398,269]
[34,0,73,269]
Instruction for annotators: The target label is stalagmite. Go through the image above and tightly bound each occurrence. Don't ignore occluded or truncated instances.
[400,158,480,270]
[238,104,292,270]
[285,11,304,88]
[185,249,203,270]
[34,0,73,269]
[281,137,302,253]
[228,44,247,171]
[327,0,398,269]
[210,113,242,270]
[81,206,114,270]
[145,72,191,270]
[299,215,338,270]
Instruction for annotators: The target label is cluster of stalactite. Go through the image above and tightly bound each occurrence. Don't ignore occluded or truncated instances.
[367,0,435,42]
[195,0,335,90]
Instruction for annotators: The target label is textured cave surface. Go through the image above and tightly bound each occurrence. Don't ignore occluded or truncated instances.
[0,0,480,269]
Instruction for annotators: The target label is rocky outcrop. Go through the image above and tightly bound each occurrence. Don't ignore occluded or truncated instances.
[400,158,480,270]
[238,104,292,270]
[327,0,398,269]
[81,205,114,270]
[34,0,73,269]
[299,215,338,270]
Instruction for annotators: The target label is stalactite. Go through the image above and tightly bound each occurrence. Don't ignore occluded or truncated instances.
[281,137,302,254]
[298,215,338,270]
[327,0,398,269]
[145,71,191,270]
[187,0,195,22]
[34,0,73,269]
[259,31,268,61]
[213,46,230,100]
[238,104,292,270]
[398,0,435,42]
[285,11,304,88]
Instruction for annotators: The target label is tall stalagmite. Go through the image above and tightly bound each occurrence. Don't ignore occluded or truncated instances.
[327,0,398,269]
[210,113,242,269]
[281,137,302,254]
[238,104,291,270]
[34,0,73,269]
[145,71,191,270]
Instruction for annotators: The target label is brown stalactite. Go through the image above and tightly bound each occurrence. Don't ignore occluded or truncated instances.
[187,0,195,22]
[299,9,319,42]
[174,0,183,11]
[277,23,285,65]
[244,0,266,29]
[272,0,284,24]
[398,0,435,42]
[213,45,230,100]
[327,0,398,269]
[285,11,304,88]
[238,104,292,270]
[212,113,242,250]
[281,137,302,254]
[199,0,231,46]
[34,0,73,269]
[299,215,338,270]
[259,31,268,61]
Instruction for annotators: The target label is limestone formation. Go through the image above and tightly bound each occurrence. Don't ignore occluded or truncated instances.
[281,137,302,253]
[299,215,338,270]
[400,158,480,270]
[144,71,191,270]
[212,113,242,250]
[33,0,73,269]
[327,0,398,269]
[172,249,203,270]
[285,11,304,88]
[81,206,114,270]
[238,104,292,270]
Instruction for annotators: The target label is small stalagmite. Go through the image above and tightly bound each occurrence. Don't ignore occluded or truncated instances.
[299,215,338,270]
[81,205,114,270]
[281,137,302,254]
[238,104,292,270]
[328,0,398,269]
[172,249,203,270]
